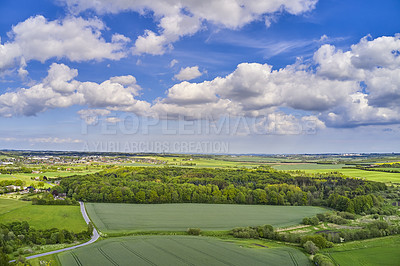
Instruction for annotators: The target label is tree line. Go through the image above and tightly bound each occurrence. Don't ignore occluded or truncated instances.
[51,167,387,213]
[0,221,92,264]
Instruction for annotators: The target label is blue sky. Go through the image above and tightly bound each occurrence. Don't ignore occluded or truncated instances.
[1,0,400,154]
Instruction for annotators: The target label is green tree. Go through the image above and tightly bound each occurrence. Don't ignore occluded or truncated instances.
[303,240,319,255]
[135,191,146,203]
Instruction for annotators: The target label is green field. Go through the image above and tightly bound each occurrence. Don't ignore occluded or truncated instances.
[0,170,99,188]
[270,164,400,184]
[301,168,400,184]
[271,163,347,170]
[58,235,311,266]
[86,203,325,234]
[324,235,400,266]
[0,197,30,214]
[153,156,268,168]
[0,198,87,231]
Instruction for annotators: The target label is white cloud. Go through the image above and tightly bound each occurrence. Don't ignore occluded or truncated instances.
[78,109,111,125]
[321,93,400,128]
[2,33,400,131]
[260,113,325,135]
[174,66,203,81]
[106,117,121,123]
[61,0,318,55]
[0,15,129,74]
[0,63,149,117]
[152,34,400,128]
[28,137,83,144]
[133,30,169,55]
[169,59,178,68]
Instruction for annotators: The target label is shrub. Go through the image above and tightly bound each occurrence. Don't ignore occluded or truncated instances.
[303,216,319,226]
[302,217,311,225]
[231,227,258,238]
[313,254,334,266]
[300,235,333,249]
[310,216,320,226]
[187,228,201,235]
[316,213,327,222]
[326,214,347,225]
[338,212,355,220]
[303,240,319,255]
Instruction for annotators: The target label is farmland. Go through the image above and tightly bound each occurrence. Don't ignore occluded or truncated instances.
[57,235,311,266]
[270,163,400,184]
[324,235,400,266]
[0,198,87,231]
[300,168,400,184]
[0,152,398,265]
[85,203,325,234]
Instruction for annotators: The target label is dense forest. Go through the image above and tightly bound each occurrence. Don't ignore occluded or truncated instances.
[53,167,387,214]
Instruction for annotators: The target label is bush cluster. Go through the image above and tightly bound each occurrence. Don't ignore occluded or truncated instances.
[31,193,78,206]
[187,228,201,235]
[231,225,333,248]
[0,221,92,261]
[313,254,334,266]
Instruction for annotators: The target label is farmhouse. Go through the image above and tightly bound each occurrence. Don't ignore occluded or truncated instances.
[5,185,21,191]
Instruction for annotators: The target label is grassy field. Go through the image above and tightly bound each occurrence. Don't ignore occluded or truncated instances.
[57,235,312,266]
[163,158,264,168]
[324,235,400,266]
[86,203,325,234]
[0,198,87,231]
[271,163,347,170]
[0,169,100,188]
[269,163,400,184]
[300,168,400,184]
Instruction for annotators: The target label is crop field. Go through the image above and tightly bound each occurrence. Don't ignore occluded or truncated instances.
[0,198,87,231]
[324,235,400,266]
[270,164,400,184]
[301,168,400,184]
[271,163,347,170]
[85,203,325,234]
[159,157,265,168]
[57,235,311,266]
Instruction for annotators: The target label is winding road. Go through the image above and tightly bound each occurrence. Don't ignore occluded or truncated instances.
[17,202,99,261]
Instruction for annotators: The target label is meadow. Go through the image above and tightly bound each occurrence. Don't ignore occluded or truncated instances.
[85,203,325,234]
[57,235,311,266]
[324,235,400,266]
[0,198,87,231]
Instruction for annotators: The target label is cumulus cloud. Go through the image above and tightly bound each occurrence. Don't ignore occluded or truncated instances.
[256,113,325,135]
[60,0,318,55]
[2,33,400,132]
[78,109,111,125]
[156,62,357,119]
[0,63,149,117]
[0,15,129,74]
[174,66,203,81]
[152,34,400,128]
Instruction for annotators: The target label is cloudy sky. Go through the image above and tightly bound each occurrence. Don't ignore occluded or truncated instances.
[1,0,400,154]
